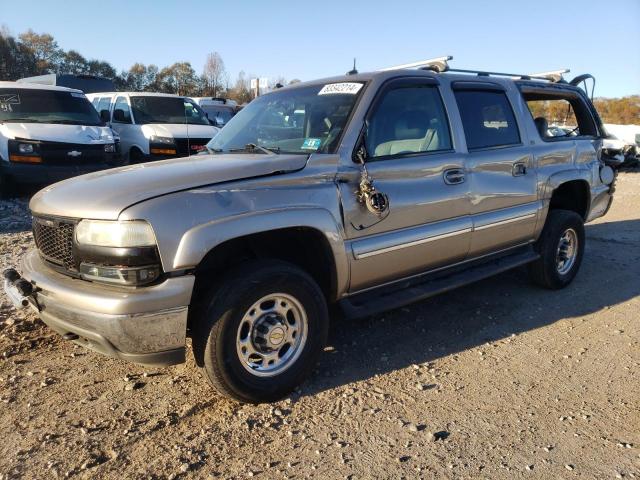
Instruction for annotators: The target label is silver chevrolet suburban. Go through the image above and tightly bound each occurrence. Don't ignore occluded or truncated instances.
[4,57,617,403]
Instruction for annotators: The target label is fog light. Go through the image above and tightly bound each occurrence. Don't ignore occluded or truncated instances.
[79,263,160,286]
[18,143,34,154]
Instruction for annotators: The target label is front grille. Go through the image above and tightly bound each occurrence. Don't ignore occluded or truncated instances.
[32,217,78,271]
[39,141,108,165]
[175,138,211,156]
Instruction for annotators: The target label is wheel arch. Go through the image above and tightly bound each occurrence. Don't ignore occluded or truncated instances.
[178,208,349,305]
[545,171,591,220]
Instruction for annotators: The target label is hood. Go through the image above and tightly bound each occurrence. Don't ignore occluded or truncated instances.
[141,123,219,139]
[0,123,113,143]
[30,153,308,220]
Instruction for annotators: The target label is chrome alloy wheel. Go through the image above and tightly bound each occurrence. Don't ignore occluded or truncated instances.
[556,228,578,275]
[235,293,308,377]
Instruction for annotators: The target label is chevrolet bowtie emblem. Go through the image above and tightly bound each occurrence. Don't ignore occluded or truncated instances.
[67,150,82,157]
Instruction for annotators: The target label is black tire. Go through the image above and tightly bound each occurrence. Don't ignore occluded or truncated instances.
[193,260,329,403]
[0,174,14,199]
[129,148,144,164]
[528,209,585,289]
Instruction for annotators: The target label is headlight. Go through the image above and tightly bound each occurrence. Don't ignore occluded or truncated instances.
[104,143,116,153]
[18,143,34,154]
[76,220,156,247]
[149,135,175,145]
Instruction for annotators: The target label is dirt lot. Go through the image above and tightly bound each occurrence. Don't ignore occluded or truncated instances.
[1,173,639,480]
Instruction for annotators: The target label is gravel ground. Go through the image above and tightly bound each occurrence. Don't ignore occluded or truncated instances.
[1,173,639,480]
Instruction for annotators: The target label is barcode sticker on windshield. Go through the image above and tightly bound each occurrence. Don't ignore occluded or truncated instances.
[318,83,363,95]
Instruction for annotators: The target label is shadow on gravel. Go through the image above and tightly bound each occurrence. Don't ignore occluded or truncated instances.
[302,218,640,397]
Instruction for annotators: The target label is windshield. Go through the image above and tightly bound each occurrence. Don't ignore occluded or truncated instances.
[0,88,103,126]
[206,82,364,154]
[130,96,210,125]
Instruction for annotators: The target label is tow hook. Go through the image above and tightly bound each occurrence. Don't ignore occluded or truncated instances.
[2,268,36,310]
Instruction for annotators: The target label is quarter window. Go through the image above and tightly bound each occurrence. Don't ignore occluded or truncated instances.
[454,90,520,149]
[366,85,452,159]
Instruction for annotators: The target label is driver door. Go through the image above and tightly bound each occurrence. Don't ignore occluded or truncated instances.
[339,78,472,292]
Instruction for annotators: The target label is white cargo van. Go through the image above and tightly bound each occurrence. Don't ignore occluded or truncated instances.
[87,92,220,163]
[0,82,117,195]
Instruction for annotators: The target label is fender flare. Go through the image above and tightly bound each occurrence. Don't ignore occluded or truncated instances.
[543,169,592,200]
[172,207,349,298]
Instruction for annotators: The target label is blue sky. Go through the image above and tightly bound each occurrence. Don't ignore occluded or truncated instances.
[1,0,639,97]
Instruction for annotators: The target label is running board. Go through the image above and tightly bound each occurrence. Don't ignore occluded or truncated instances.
[339,248,539,319]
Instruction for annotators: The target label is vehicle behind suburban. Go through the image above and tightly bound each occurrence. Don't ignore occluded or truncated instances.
[191,97,238,128]
[18,74,116,94]
[87,92,220,163]
[0,81,117,195]
[4,57,618,403]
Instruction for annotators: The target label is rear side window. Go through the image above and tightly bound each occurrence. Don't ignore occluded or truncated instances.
[366,85,452,159]
[454,90,520,149]
[522,90,598,140]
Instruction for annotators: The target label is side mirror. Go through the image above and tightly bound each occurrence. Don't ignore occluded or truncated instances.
[214,117,224,128]
[113,109,126,123]
[99,109,111,123]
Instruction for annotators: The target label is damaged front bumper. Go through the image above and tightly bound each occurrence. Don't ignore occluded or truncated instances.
[3,250,194,366]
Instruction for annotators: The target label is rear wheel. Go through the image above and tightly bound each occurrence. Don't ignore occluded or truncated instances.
[528,209,585,289]
[193,260,329,403]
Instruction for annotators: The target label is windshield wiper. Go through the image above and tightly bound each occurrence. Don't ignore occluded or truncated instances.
[0,118,41,123]
[229,143,280,155]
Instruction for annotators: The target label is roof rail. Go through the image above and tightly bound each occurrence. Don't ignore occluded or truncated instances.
[447,68,570,83]
[379,56,452,73]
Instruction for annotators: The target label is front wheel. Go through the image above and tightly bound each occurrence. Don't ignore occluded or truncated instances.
[193,260,329,403]
[528,209,585,289]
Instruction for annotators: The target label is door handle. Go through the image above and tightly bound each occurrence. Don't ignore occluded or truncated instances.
[512,162,527,176]
[444,169,466,185]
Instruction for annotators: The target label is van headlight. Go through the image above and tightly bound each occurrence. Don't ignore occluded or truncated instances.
[76,220,156,247]
[149,135,175,145]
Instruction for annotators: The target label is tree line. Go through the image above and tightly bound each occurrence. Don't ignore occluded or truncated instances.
[1,28,638,121]
[0,28,301,104]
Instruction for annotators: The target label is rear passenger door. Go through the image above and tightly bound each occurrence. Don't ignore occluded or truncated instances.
[452,82,538,257]
[340,78,472,292]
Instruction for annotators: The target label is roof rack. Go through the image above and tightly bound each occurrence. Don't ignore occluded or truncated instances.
[378,56,570,83]
[379,56,452,73]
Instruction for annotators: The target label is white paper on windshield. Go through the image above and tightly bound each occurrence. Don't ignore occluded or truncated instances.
[318,83,363,95]
[0,94,19,112]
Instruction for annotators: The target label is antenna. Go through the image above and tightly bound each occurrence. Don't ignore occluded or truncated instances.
[379,56,452,73]
[347,58,358,75]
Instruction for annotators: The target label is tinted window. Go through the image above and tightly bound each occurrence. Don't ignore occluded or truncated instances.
[112,96,132,124]
[130,96,210,125]
[0,88,103,126]
[454,90,520,149]
[367,85,451,158]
